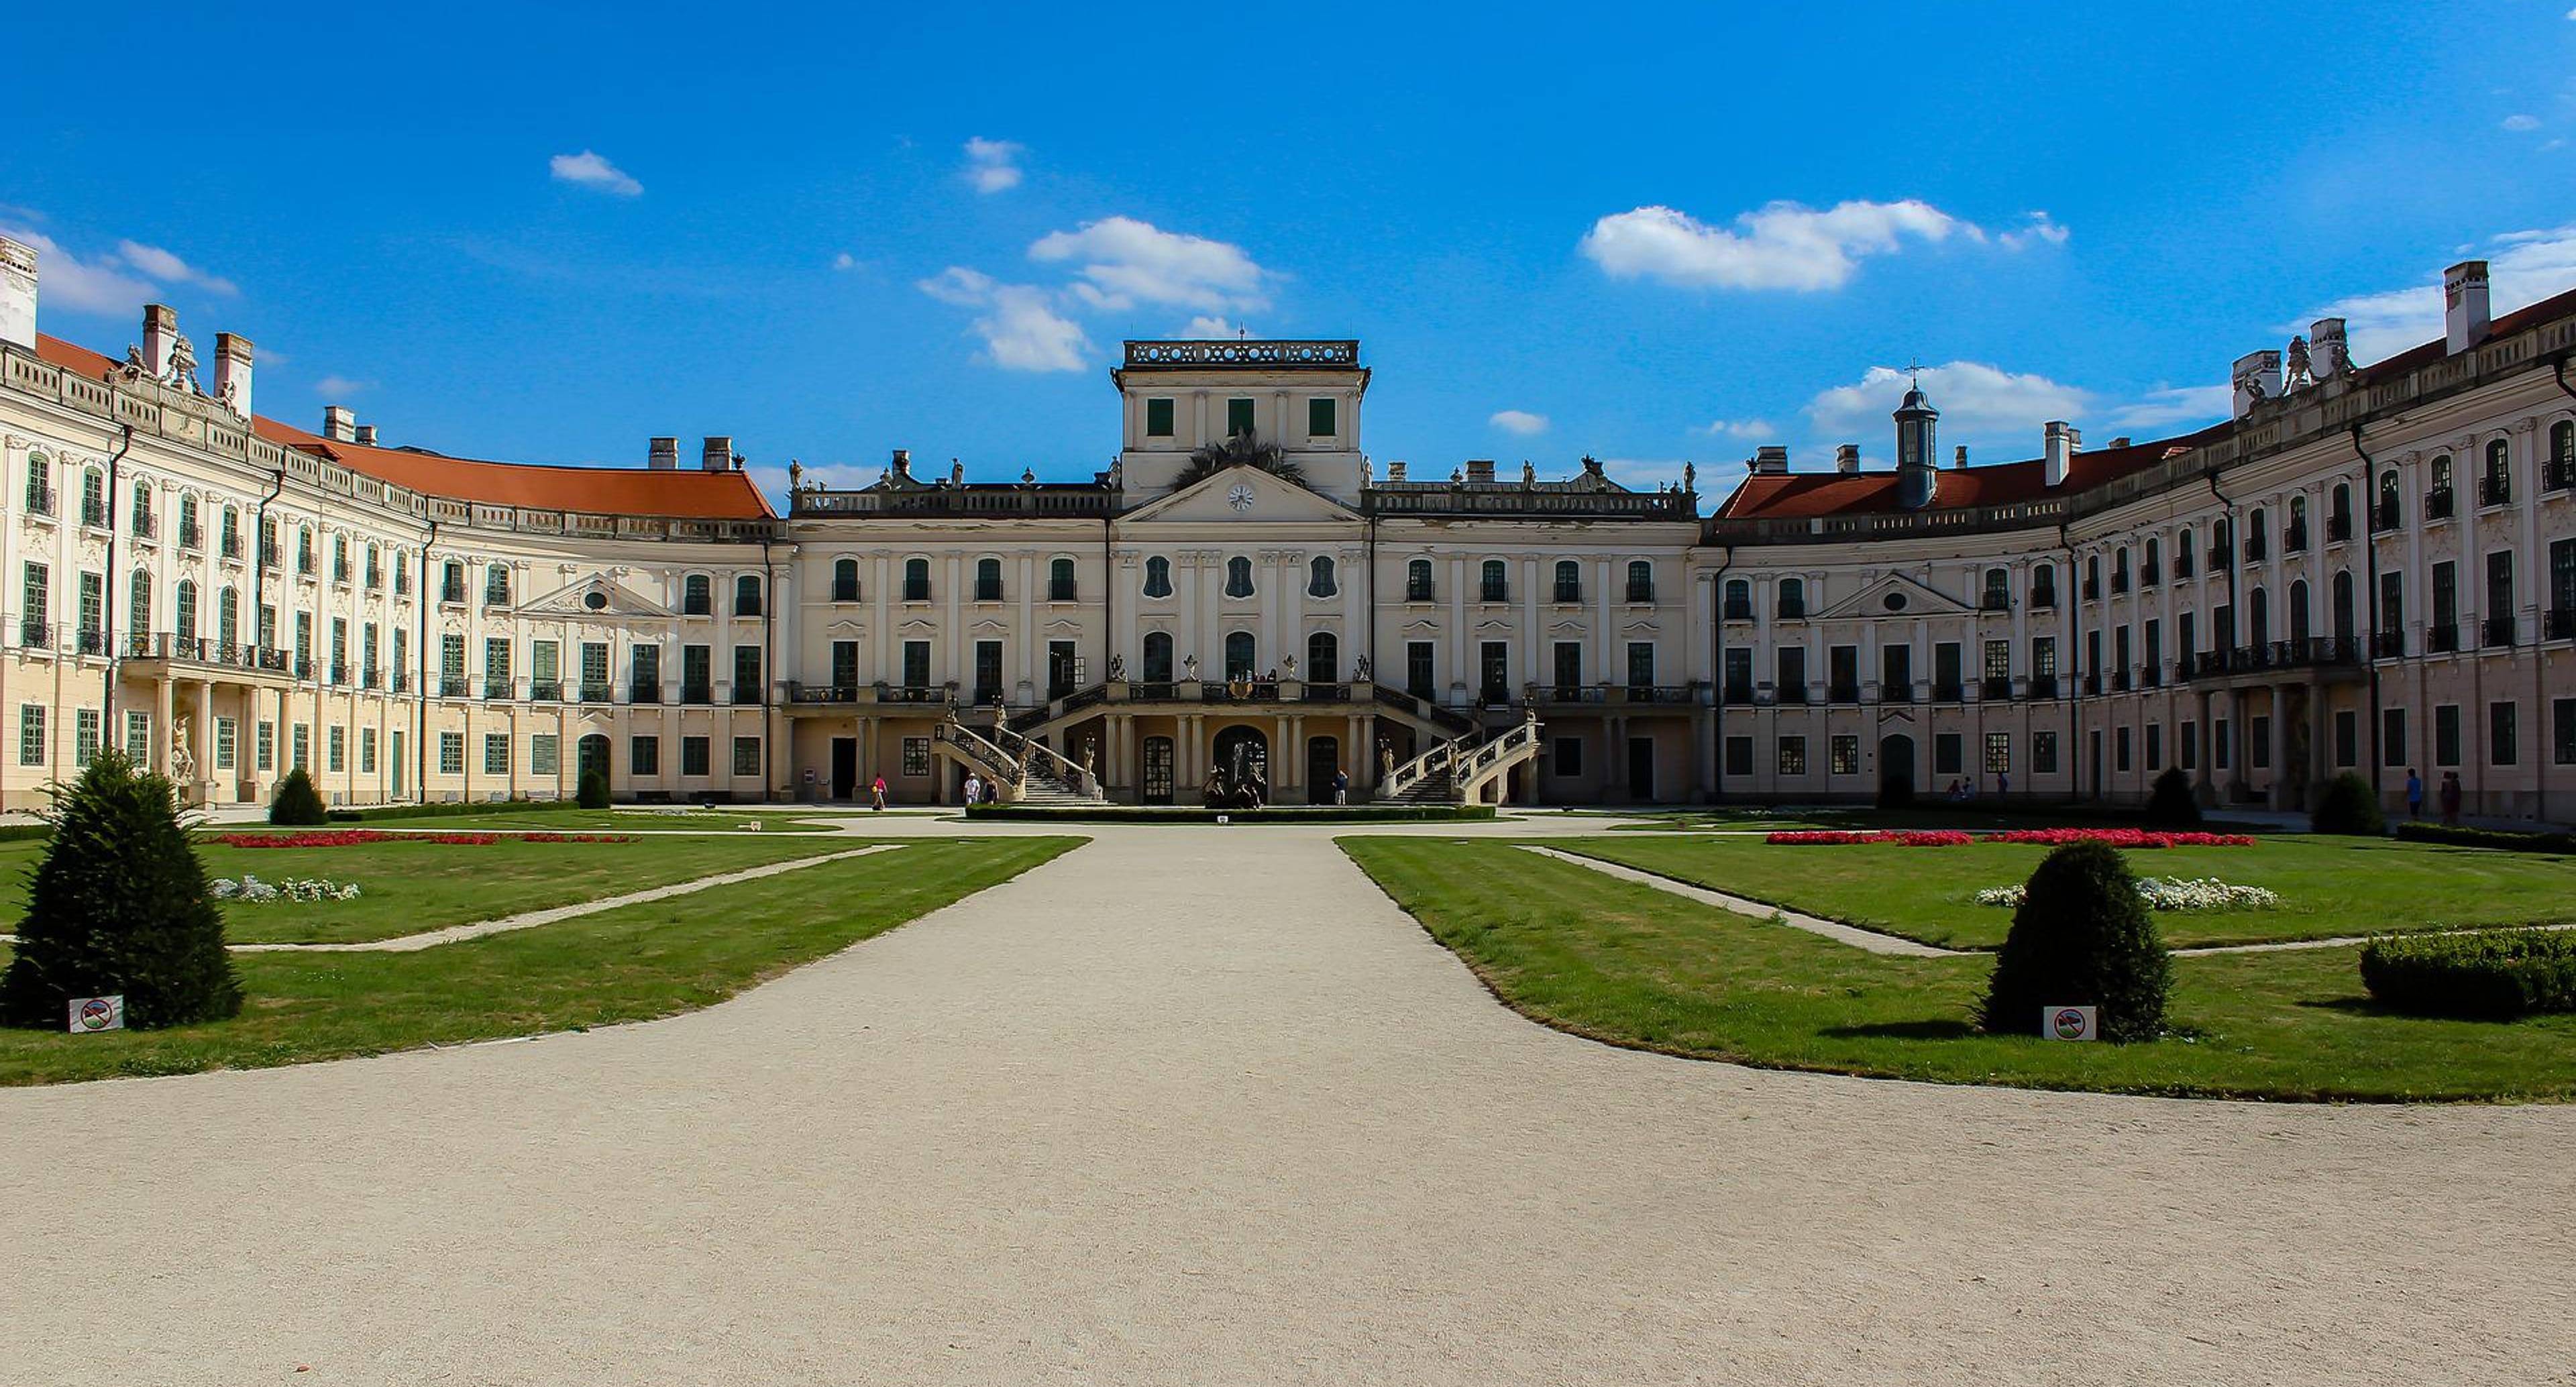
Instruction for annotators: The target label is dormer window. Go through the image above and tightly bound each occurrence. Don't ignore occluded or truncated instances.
[1145,398,1175,438]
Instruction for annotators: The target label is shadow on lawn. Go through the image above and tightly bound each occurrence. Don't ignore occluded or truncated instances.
[1820,1017,1982,1041]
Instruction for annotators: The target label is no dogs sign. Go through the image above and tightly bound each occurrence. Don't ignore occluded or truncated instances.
[2043,1005,2096,1041]
[69,995,123,1033]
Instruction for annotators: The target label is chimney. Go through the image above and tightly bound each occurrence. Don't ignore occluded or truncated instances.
[647,437,679,470]
[701,435,732,471]
[2310,317,2351,377]
[1387,459,1407,482]
[212,332,254,418]
[0,235,35,353]
[1835,444,1860,474]
[143,303,179,377]
[322,404,358,442]
[888,447,912,479]
[353,423,378,447]
[1953,445,1969,470]
[1749,445,1789,476]
[2231,350,2282,419]
[2444,260,2491,354]
[2043,421,2081,488]
[1465,459,1496,484]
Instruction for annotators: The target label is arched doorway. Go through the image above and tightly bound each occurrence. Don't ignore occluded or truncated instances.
[1212,724,1269,796]
[1877,733,1915,806]
[577,733,610,796]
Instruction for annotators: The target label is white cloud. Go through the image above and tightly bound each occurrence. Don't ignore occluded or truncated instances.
[1489,409,1549,435]
[1699,418,1776,441]
[0,227,154,316]
[115,239,239,295]
[2302,222,2576,362]
[2104,384,2231,432]
[916,266,1089,372]
[1807,362,2093,447]
[1181,315,1251,338]
[963,137,1025,194]
[1579,199,1975,291]
[252,345,290,366]
[549,150,642,197]
[831,252,859,272]
[1029,216,1271,313]
[2504,113,2543,131]
[313,375,370,396]
[1998,211,2070,251]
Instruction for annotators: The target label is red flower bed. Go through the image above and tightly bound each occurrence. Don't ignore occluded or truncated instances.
[214,830,635,848]
[1764,827,2254,849]
[1766,830,1975,846]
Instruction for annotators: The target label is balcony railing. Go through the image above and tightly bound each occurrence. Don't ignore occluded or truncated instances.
[2111,573,2131,594]
[1776,599,1806,620]
[2030,588,2056,610]
[1723,600,1753,622]
[2372,630,2406,659]
[581,681,617,703]
[2326,514,2352,543]
[25,488,54,518]
[2208,545,2233,569]
[1979,593,2011,612]
[1827,682,1860,704]
[2028,673,2059,698]
[1981,677,2013,700]
[2082,577,2101,601]
[2371,501,2400,532]
[528,680,561,702]
[627,681,659,705]
[2111,670,2132,692]
[1722,681,1756,706]
[2244,537,2267,563]
[1932,681,1964,704]
[680,684,714,706]
[2426,486,2455,520]
[439,677,470,698]
[1776,685,1809,705]
[2427,624,2461,654]
[2546,608,2575,641]
[392,671,411,694]
[2546,457,2576,493]
[2482,616,2516,648]
[2479,475,2512,508]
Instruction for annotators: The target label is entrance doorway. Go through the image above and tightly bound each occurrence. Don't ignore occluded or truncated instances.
[1306,735,1340,801]
[1142,736,1175,805]
[1212,726,1269,795]
[1878,733,1915,806]
[1626,736,1656,802]
[577,733,610,791]
[830,737,858,799]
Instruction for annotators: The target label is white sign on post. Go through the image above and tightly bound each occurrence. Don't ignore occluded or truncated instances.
[2042,1005,2097,1042]
[69,996,124,1034]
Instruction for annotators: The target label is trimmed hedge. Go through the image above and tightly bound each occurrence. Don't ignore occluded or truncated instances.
[2361,928,2576,1019]
[0,824,50,843]
[1979,840,2172,1042]
[2393,822,2576,854]
[2310,772,2385,836]
[268,769,328,826]
[578,769,611,810]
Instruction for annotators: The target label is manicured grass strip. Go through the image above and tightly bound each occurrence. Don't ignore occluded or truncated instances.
[0,835,862,946]
[0,836,1079,1087]
[1342,838,2576,1102]
[1553,834,2576,950]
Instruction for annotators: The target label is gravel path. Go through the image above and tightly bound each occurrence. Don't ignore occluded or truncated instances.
[1,824,2569,1385]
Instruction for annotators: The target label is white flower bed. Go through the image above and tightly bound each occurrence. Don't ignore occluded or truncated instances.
[211,874,362,903]
[1977,877,2278,911]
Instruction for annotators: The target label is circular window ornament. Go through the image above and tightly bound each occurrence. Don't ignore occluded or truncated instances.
[1882,592,1907,612]
[1226,482,1256,513]
[583,590,608,611]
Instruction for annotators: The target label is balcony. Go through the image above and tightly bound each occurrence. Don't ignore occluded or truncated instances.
[2326,514,2352,543]
[2208,545,2233,569]
[1723,600,1754,622]
[2284,523,2307,553]
[2111,573,2131,595]
[1981,677,2013,700]
[1625,583,1656,604]
[2243,537,2267,563]
[178,521,201,550]
[2545,608,2574,641]
[2427,624,2461,654]
[2546,457,2575,493]
[362,667,382,691]
[221,535,242,560]
[1827,682,1860,704]
[2030,588,2056,610]
[528,680,561,702]
[2111,670,2132,692]
[74,627,105,657]
[17,619,50,649]
[392,671,411,694]
[1625,684,1701,704]
[439,677,471,698]
[2028,673,2059,698]
[2139,565,2161,586]
[2479,475,2512,508]
[1776,685,1809,706]
[626,681,659,705]
[1776,599,1807,620]
[483,678,513,702]
[2372,629,2406,659]
[2482,616,2516,649]
[25,487,54,518]
[2083,673,2102,696]
[1722,681,1756,706]
[2371,501,2400,533]
[680,683,714,706]
[2426,486,2455,521]
[1932,681,1964,704]
[1404,583,1434,603]
[1978,593,2011,612]
[582,681,618,704]
[2082,577,2101,601]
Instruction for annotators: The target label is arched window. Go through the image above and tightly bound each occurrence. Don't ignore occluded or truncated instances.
[2143,538,2161,581]
[365,541,382,589]
[2378,468,2401,528]
[1405,559,1434,602]
[2332,571,2356,643]
[217,586,239,650]
[1224,556,1255,599]
[2329,484,2351,536]
[2431,453,2453,490]
[735,573,764,615]
[2113,546,2131,590]
[128,569,150,640]
[2248,507,2270,562]
[2484,438,2512,504]
[1142,556,1173,598]
[2553,420,2575,465]
[832,557,860,602]
[1480,559,1508,602]
[297,524,315,575]
[1555,560,1582,604]
[685,573,714,613]
[131,482,152,533]
[2250,586,2271,647]
[1224,630,1256,679]
[80,467,105,526]
[2176,527,2195,578]
[1307,630,1338,683]
[174,579,199,642]
[2287,496,2308,551]
[902,559,930,602]
[1625,559,1654,603]
[484,562,511,607]
[1723,577,1752,617]
[219,504,239,557]
[973,558,1002,602]
[24,451,50,514]
[1982,567,2010,608]
[392,549,409,596]
[1307,555,1336,598]
[1778,576,1807,617]
[1049,557,1077,602]
[332,534,350,583]
[2029,563,2055,606]
[2290,579,2311,642]
[1142,631,1174,683]
[178,494,199,549]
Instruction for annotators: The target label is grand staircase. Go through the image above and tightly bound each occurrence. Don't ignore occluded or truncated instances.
[1381,712,1543,805]
[931,716,1108,806]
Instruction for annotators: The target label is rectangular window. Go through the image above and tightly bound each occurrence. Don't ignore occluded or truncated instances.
[631,735,660,776]
[1554,642,1583,694]
[2555,698,2576,766]
[2249,717,2270,770]
[1226,397,1255,437]
[533,640,561,686]
[1479,641,1509,701]
[482,734,509,776]
[437,732,464,775]
[74,708,101,767]
[830,640,860,691]
[2435,704,2461,768]
[733,736,761,777]
[328,725,346,773]
[2033,730,2059,775]
[2381,708,2407,767]
[17,705,42,766]
[1935,733,1962,776]
[733,645,763,701]
[972,641,1002,703]
[902,641,932,690]
[2334,711,2358,768]
[902,736,930,777]
[256,720,274,771]
[682,736,711,777]
[484,637,511,695]
[2215,718,2232,770]
[530,733,559,777]
[2182,719,2200,771]
[2146,722,2163,771]
[2115,725,2133,773]
[1144,397,1175,437]
[215,717,237,772]
[1776,645,1807,700]
[1725,736,1754,777]
[21,562,48,634]
[360,726,377,775]
[1307,396,1336,437]
[2490,701,2518,767]
[1985,731,2011,775]
[1777,736,1807,776]
[291,724,311,771]
[1550,736,1583,777]
[1406,641,1436,699]
[115,710,142,768]
[1626,642,1655,691]
[1829,734,1859,775]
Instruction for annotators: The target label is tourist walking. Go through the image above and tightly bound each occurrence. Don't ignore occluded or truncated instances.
[1332,768,1349,806]
[870,774,888,811]
[962,772,983,808]
[2438,771,2462,826]
[2404,768,2423,820]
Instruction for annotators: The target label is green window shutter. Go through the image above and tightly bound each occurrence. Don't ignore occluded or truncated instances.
[1145,398,1175,437]
[1307,397,1335,437]
[1227,398,1254,437]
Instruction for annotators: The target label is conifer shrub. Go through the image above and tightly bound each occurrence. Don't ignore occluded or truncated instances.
[2361,929,2576,1019]
[2310,771,2385,836]
[1978,840,2171,1042]
[577,768,610,810]
[268,767,327,826]
[2143,765,2201,828]
[0,752,241,1029]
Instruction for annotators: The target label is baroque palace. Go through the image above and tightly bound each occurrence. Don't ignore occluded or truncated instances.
[1,235,2572,818]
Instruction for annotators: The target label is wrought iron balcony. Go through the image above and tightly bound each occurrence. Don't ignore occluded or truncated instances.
[2482,616,2516,648]
[1776,598,1807,620]
[1982,677,2013,700]
[681,684,714,706]
[2425,486,2455,520]
[2082,577,2102,601]
[2372,629,2406,659]
[2027,674,2058,698]
[2284,523,2307,553]
[1722,681,1756,706]
[1932,681,1965,703]
[1827,682,1860,704]
[1979,593,2012,612]
[2546,457,2576,493]
[439,677,470,698]
[2546,608,2575,641]
[582,681,617,703]
[2244,537,2267,563]
[2208,545,2233,568]
[2029,587,2056,610]
[1122,339,1358,368]
[626,681,658,705]
[2139,565,2161,586]
[2111,572,2131,594]
[2479,475,2512,508]
[2325,514,2352,543]
[2427,624,2460,653]
[2371,501,2400,532]
[1723,600,1754,622]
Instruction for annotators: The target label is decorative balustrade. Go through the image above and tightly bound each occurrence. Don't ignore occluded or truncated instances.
[1123,339,1358,368]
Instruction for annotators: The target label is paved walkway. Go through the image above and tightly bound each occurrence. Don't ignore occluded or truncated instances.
[1,824,2569,1384]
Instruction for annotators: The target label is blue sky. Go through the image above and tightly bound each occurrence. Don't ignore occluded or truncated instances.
[7,0,2575,508]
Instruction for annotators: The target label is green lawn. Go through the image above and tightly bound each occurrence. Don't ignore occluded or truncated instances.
[1344,838,2576,1101]
[0,836,1078,1085]
[1554,834,2576,949]
[1603,805,2276,834]
[0,834,859,945]
[322,809,839,833]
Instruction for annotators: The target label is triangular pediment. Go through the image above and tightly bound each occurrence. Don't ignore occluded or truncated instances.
[1821,572,1970,620]
[1121,465,1359,525]
[517,573,674,620]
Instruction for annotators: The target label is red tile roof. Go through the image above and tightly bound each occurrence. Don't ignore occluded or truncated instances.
[34,334,774,522]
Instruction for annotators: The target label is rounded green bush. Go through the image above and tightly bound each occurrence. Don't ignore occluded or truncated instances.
[2310,771,2385,836]
[2143,765,2201,828]
[1978,840,2172,1042]
[2360,928,2576,1019]
[0,752,241,1030]
[576,768,610,810]
[268,767,327,826]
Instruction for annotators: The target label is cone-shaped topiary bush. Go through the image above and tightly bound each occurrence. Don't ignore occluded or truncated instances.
[2143,765,2202,828]
[0,751,240,1030]
[577,767,610,809]
[1978,840,2171,1042]
[268,767,327,826]
[2311,771,2385,836]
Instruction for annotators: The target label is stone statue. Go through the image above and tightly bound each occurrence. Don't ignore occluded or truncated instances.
[1106,653,1126,681]
[1081,737,1099,780]
[121,345,148,379]
[170,722,195,782]
[2284,335,2314,390]
[1352,654,1373,681]
[1683,461,1697,492]
[1281,655,1299,678]
[166,333,201,392]
[949,459,964,487]
[1378,738,1396,783]
[1182,654,1199,679]
[218,378,243,416]
[1521,461,1536,487]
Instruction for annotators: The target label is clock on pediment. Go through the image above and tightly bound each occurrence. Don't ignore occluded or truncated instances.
[1226,482,1256,513]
